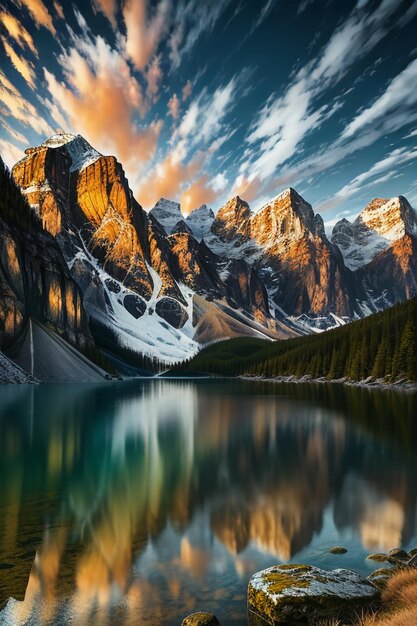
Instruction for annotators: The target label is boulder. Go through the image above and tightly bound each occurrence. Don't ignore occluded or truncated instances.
[247,564,380,625]
[181,612,220,626]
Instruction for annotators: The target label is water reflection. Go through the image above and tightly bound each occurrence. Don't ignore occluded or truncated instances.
[0,381,417,625]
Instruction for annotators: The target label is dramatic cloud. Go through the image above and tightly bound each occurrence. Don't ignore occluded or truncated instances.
[342,59,417,139]
[318,147,417,214]
[43,23,162,184]
[93,0,117,26]
[123,0,171,70]
[182,81,192,101]
[145,55,163,101]
[53,1,65,20]
[0,70,52,136]
[169,0,233,68]
[241,0,408,191]
[1,37,36,89]
[168,93,180,119]
[0,10,38,56]
[18,0,56,34]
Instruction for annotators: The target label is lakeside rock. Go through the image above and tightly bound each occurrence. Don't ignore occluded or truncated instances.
[247,564,380,625]
[181,612,220,625]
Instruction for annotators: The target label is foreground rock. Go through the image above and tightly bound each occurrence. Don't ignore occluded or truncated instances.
[181,613,220,626]
[247,564,380,625]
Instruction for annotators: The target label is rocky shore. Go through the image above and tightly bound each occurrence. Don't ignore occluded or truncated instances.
[239,374,417,393]
[181,546,417,625]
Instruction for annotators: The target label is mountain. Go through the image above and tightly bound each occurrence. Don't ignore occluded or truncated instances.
[9,133,287,367]
[3,132,417,372]
[184,204,214,240]
[332,196,417,306]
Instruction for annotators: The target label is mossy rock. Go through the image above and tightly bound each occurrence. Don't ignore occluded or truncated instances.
[388,548,409,561]
[247,564,380,625]
[181,613,220,626]
[329,546,347,555]
[368,568,393,579]
[367,553,388,563]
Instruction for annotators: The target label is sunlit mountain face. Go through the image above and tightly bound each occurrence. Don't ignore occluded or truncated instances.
[1,0,417,228]
[1,381,417,625]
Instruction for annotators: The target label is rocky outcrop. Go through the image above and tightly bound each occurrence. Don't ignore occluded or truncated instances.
[211,196,251,243]
[247,564,380,625]
[0,216,91,352]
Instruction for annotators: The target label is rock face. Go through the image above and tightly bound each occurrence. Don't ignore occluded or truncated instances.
[211,195,251,243]
[247,564,380,625]
[250,189,356,317]
[0,216,91,352]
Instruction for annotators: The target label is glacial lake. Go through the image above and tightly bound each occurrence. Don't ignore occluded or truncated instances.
[1,380,417,625]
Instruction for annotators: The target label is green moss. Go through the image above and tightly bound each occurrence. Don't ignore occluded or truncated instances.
[262,572,311,594]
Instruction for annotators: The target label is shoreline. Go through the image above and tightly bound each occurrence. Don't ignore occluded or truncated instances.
[237,374,417,393]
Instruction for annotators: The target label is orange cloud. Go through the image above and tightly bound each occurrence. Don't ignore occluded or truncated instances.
[168,93,180,119]
[181,175,217,215]
[145,55,163,101]
[93,0,117,26]
[123,0,170,70]
[232,174,261,203]
[0,11,38,57]
[18,0,55,34]
[1,37,36,89]
[44,38,162,180]
[53,1,64,19]
[137,151,218,214]
[182,80,192,101]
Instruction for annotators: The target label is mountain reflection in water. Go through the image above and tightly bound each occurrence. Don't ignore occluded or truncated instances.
[0,380,417,626]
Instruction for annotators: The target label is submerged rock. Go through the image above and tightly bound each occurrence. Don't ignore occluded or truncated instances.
[181,612,220,626]
[329,546,347,554]
[247,564,380,625]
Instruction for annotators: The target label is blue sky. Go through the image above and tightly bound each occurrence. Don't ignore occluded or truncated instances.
[1,0,417,227]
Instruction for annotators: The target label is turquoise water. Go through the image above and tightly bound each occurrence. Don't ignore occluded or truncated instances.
[0,380,417,625]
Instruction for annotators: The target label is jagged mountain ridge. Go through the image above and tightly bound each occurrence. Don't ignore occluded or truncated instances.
[5,132,417,366]
[10,133,284,364]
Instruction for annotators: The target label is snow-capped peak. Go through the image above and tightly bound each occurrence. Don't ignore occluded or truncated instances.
[149,198,184,234]
[331,195,417,270]
[185,204,215,241]
[42,133,101,172]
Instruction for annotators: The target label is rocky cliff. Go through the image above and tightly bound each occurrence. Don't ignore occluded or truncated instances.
[0,156,91,354]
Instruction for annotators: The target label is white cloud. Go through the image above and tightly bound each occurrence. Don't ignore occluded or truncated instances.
[342,58,417,139]
[212,172,228,192]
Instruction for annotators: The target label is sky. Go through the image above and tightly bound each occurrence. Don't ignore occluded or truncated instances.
[1,0,417,227]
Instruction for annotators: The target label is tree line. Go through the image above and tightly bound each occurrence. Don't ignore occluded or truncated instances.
[174,296,417,382]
